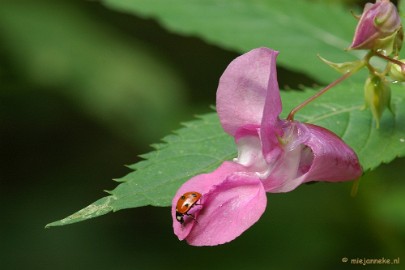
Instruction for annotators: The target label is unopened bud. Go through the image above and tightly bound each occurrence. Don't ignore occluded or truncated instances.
[364,74,391,128]
[349,0,402,54]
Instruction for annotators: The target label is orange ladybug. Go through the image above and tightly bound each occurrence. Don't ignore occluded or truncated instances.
[175,192,202,224]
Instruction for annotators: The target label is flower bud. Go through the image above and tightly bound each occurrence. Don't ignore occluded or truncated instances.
[349,0,402,54]
[364,74,391,128]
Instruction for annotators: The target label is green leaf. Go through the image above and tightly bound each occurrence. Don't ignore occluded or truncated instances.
[46,113,235,227]
[101,0,361,83]
[46,82,405,227]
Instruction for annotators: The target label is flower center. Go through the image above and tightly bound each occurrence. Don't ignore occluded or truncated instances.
[234,135,268,175]
[234,122,314,182]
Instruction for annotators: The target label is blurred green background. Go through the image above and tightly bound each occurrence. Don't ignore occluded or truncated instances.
[1,0,404,269]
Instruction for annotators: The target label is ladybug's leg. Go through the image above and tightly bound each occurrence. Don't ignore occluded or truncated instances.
[185,213,199,224]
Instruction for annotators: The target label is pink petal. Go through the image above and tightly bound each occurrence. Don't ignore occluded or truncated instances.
[172,161,247,240]
[297,123,362,183]
[217,48,281,136]
[185,173,266,246]
[260,50,283,164]
[263,122,362,193]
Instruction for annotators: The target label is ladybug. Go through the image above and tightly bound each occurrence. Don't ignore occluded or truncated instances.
[175,191,202,224]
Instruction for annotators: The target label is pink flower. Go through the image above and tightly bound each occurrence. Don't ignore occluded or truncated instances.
[172,48,362,246]
[349,0,401,51]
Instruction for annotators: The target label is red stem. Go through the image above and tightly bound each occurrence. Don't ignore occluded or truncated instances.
[286,72,352,121]
[374,51,405,72]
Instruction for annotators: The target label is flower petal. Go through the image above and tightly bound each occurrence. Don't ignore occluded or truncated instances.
[234,127,269,175]
[172,161,247,240]
[185,173,266,246]
[297,123,362,183]
[260,50,283,163]
[217,48,281,136]
[261,143,305,192]
[263,122,362,193]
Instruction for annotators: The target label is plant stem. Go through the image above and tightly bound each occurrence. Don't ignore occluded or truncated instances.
[374,51,405,72]
[286,72,353,121]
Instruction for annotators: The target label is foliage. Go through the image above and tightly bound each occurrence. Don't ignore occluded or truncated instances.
[47,82,405,226]
[1,0,404,268]
[5,0,396,230]
[102,0,362,84]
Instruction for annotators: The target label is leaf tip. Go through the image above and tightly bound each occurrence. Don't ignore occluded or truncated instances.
[44,196,115,227]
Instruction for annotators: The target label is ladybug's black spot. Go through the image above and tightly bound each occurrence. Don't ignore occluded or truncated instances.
[184,203,189,207]
[180,196,186,200]
[191,193,197,197]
